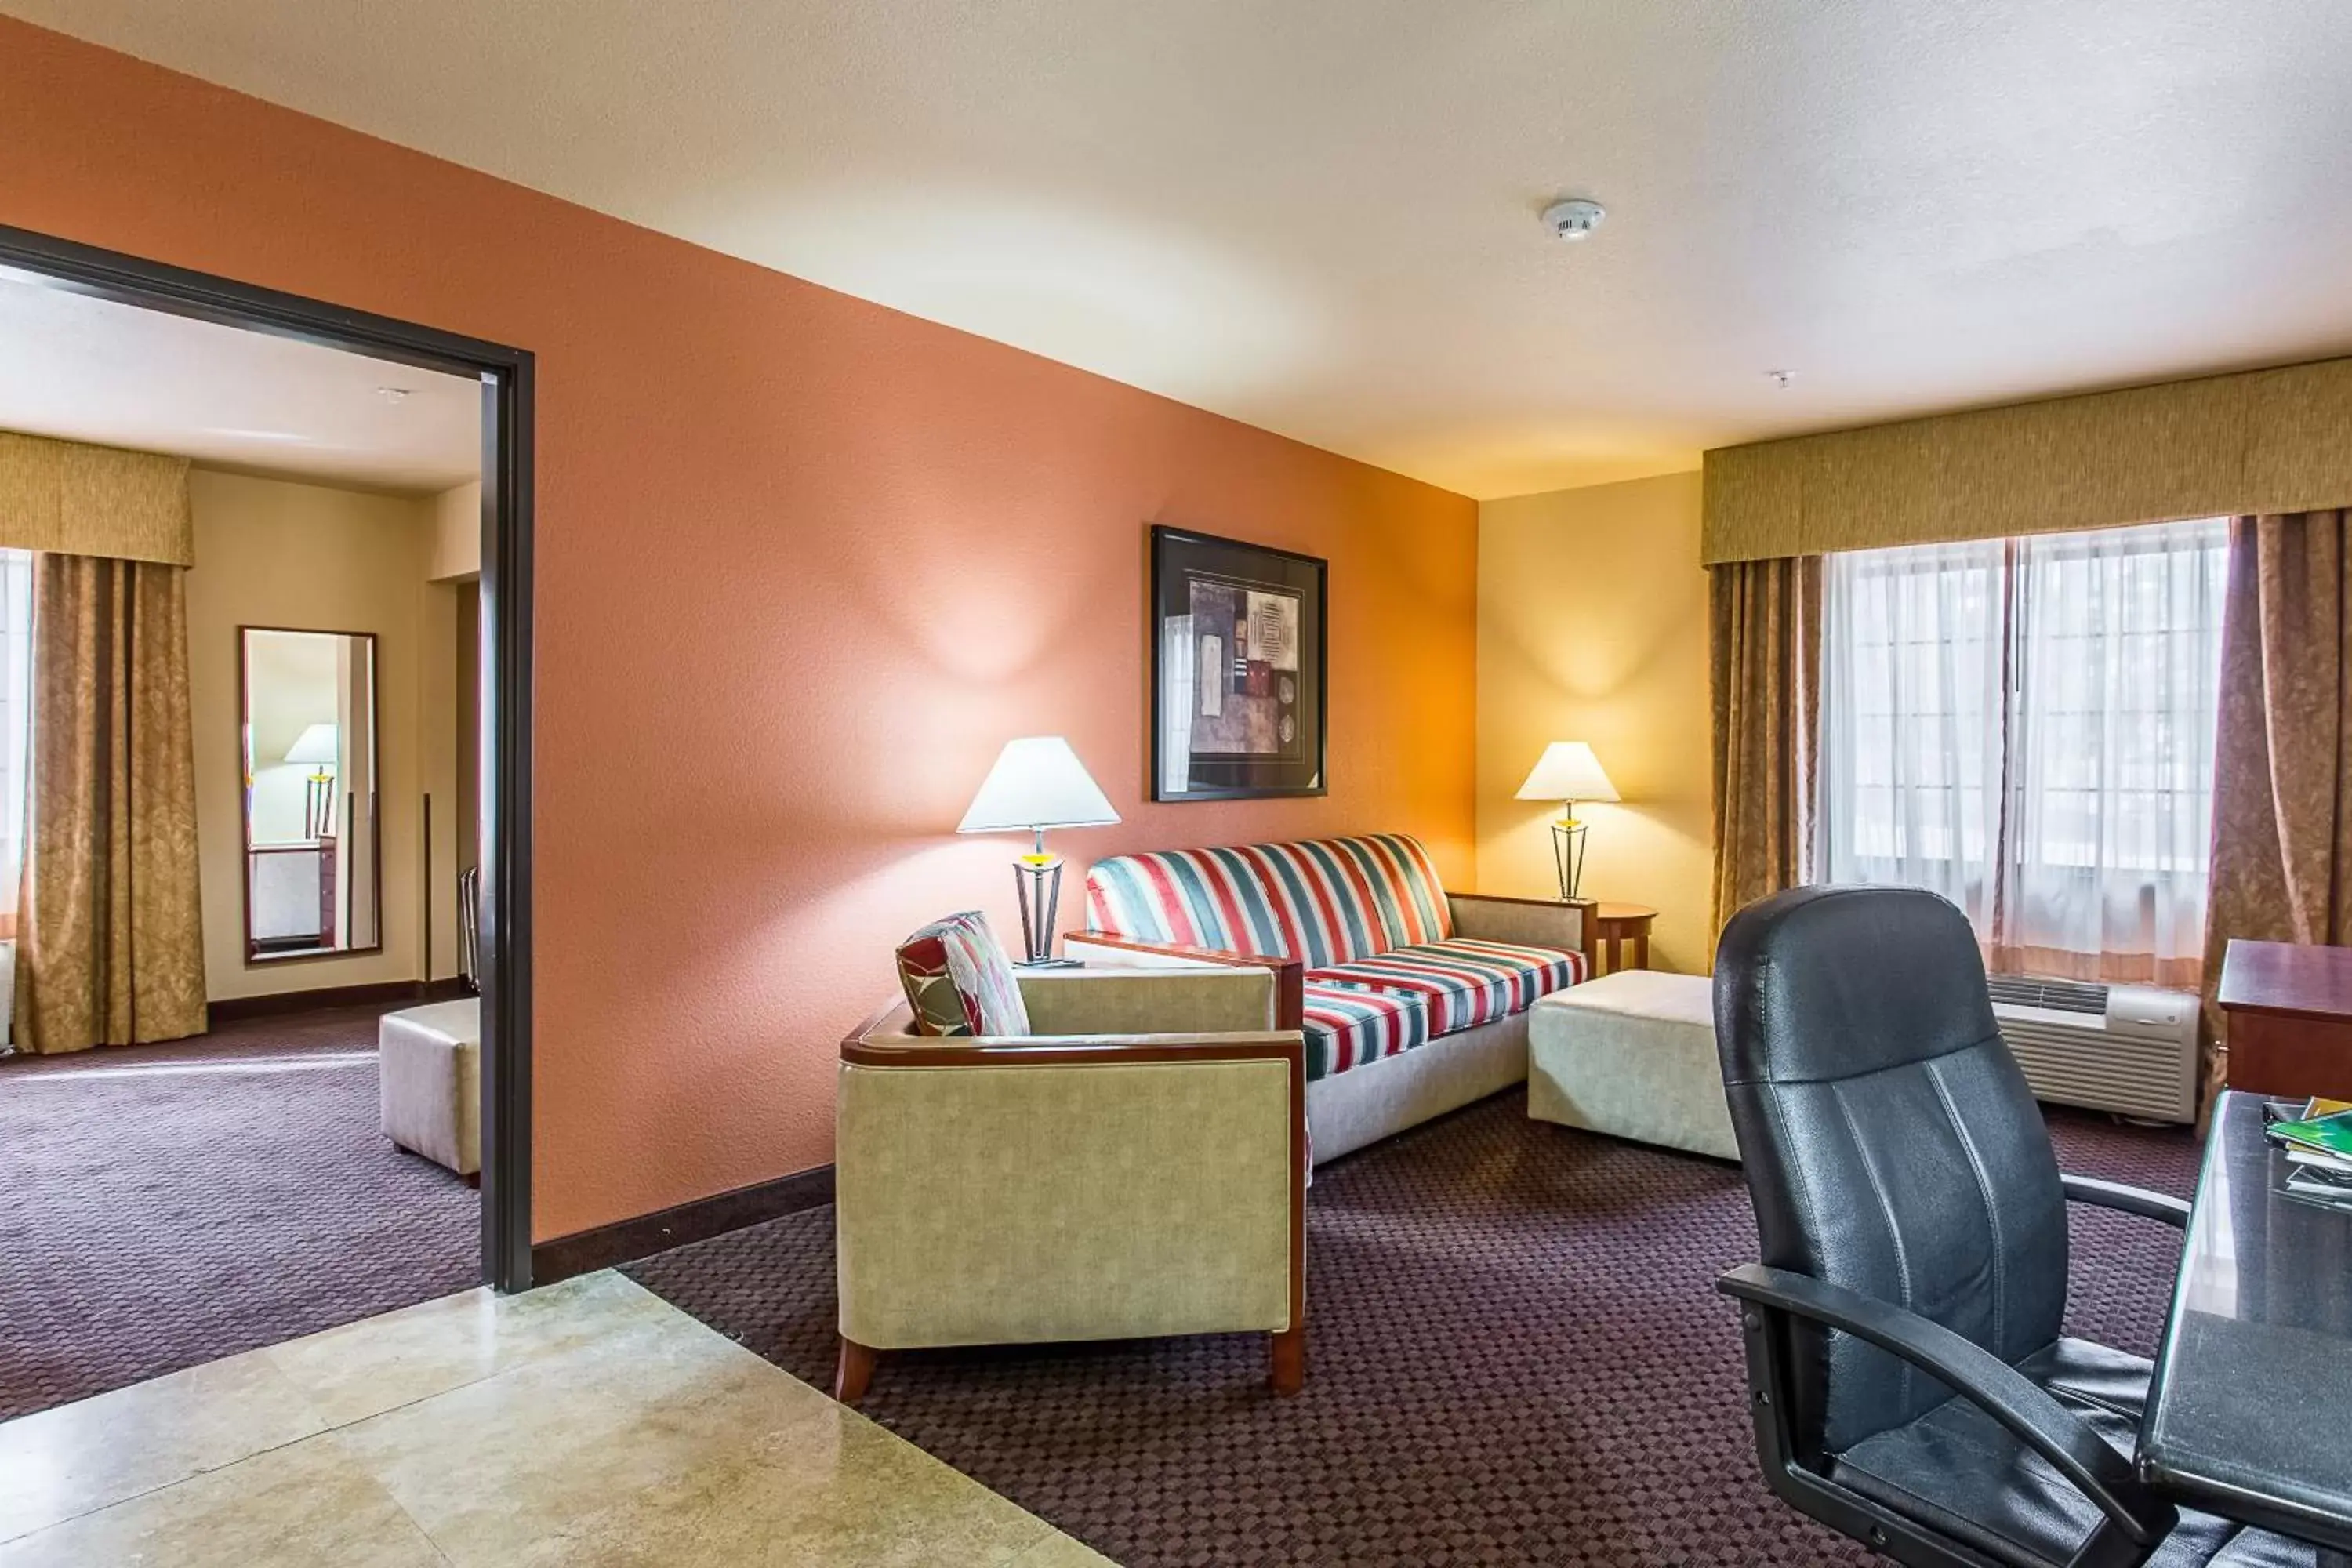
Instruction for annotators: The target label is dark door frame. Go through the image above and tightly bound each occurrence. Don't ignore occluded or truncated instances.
[0,222,538,1293]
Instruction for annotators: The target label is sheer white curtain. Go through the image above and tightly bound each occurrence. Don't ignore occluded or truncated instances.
[1820,536,2005,920]
[0,547,31,939]
[1821,518,2227,987]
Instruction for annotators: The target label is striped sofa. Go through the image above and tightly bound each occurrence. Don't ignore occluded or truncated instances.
[1069,833,1589,1162]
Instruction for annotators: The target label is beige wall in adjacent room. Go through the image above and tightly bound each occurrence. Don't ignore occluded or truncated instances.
[1477,470,1715,973]
[433,481,481,884]
[454,579,479,879]
[428,479,481,581]
[185,467,465,1000]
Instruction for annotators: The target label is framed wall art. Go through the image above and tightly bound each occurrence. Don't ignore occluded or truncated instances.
[1149,525,1327,801]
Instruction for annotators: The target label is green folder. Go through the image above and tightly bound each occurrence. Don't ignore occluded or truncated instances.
[2270,1109,2352,1160]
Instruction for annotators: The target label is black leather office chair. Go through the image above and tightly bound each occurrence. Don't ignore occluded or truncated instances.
[1712,885,2309,1568]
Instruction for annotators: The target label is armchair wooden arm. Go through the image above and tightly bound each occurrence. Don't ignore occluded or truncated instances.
[1060,932,1307,1032]
[839,996,1301,1069]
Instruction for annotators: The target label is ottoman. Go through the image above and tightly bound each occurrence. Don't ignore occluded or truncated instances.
[379,998,482,1181]
[1526,969,1738,1161]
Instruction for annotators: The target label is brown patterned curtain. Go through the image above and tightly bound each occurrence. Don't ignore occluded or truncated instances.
[2201,510,2352,1089]
[13,554,207,1054]
[1709,554,1824,936]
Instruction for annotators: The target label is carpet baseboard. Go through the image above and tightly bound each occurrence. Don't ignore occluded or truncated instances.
[533,1164,835,1286]
[208,977,472,1027]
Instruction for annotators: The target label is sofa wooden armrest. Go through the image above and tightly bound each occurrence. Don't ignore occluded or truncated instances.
[1447,893,1594,967]
[834,995,1308,1404]
[1062,932,1306,1033]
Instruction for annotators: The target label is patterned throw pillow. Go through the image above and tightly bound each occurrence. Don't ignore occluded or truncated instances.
[895,910,1032,1037]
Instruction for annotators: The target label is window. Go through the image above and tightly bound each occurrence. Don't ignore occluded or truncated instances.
[1820,518,2228,987]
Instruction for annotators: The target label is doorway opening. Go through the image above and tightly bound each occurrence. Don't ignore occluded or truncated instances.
[0,223,533,1418]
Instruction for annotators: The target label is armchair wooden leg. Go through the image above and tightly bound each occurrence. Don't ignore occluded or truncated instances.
[1269,1325,1305,1396]
[833,1337,877,1405]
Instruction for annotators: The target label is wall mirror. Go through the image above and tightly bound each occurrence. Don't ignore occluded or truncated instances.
[240,627,380,962]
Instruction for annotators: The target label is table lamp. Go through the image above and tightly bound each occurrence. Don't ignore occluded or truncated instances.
[1515,741,1618,902]
[958,736,1121,966]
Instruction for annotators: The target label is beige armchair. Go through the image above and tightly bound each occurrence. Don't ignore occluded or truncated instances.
[834,964,1307,1404]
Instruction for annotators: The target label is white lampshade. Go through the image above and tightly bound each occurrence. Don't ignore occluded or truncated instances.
[1514,741,1619,804]
[283,723,339,767]
[957,737,1121,833]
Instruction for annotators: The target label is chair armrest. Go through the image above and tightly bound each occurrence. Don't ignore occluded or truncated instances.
[1062,934,1305,1032]
[1014,965,1276,1036]
[845,1029,1304,1065]
[1447,894,1593,967]
[841,996,1305,1067]
[1717,1263,2176,1548]
[2062,1174,2190,1229]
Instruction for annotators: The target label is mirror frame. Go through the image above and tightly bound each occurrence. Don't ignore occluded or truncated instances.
[237,623,386,965]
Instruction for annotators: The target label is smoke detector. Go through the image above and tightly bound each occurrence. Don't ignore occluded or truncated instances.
[1541,198,1607,241]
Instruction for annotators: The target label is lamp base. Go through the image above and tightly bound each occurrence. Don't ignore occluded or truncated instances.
[1012,854,1065,966]
[304,772,335,840]
[1549,818,1591,902]
[1014,956,1082,971]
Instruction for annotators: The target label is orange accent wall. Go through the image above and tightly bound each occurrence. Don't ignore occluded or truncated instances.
[0,20,1478,1240]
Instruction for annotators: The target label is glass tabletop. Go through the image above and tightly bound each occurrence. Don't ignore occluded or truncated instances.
[2140,1090,2352,1548]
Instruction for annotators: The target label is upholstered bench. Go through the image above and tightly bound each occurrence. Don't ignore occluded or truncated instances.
[1526,969,1737,1161]
[378,998,481,1181]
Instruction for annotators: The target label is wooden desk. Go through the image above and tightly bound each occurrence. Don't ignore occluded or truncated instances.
[2216,939,2352,1102]
[2141,1091,2352,1563]
[1588,902,1657,977]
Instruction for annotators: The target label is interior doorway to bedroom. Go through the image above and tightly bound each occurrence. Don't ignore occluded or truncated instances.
[0,225,533,1421]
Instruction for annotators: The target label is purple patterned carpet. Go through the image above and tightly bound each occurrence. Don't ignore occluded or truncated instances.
[626,1091,2200,1568]
[0,1005,479,1421]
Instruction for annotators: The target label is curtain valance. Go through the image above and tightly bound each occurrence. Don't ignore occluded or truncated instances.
[1701,356,2352,566]
[0,431,193,568]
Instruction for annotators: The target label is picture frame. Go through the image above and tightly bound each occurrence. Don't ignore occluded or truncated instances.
[1149,524,1327,801]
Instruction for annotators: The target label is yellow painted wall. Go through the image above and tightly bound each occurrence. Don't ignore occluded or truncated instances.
[428,480,481,582]
[186,468,464,1000]
[1476,470,1714,973]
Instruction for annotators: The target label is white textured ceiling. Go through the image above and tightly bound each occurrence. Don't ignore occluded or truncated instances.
[0,271,479,492]
[9,0,2352,499]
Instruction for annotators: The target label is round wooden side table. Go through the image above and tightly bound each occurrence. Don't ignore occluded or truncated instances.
[1588,902,1657,976]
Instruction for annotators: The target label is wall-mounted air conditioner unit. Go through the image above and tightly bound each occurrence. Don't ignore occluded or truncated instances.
[1986,975,2196,1124]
